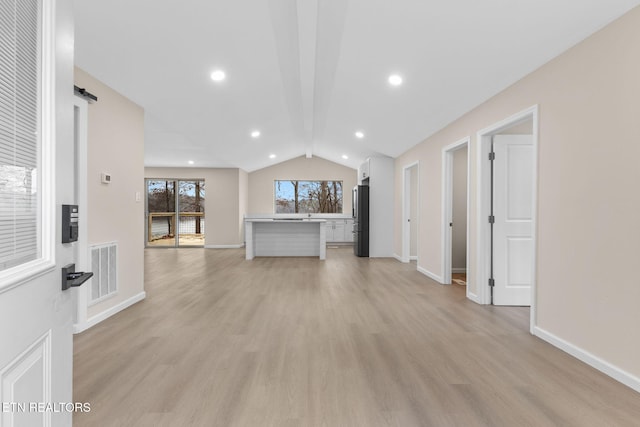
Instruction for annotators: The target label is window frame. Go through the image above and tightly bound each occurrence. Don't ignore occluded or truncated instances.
[0,0,56,293]
[273,180,344,214]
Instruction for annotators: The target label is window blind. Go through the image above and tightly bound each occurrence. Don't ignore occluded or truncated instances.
[0,0,42,271]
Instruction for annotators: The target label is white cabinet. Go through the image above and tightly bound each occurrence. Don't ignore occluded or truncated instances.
[344,219,354,242]
[326,220,340,242]
[358,159,370,182]
[326,221,337,241]
[326,219,354,243]
[333,221,345,241]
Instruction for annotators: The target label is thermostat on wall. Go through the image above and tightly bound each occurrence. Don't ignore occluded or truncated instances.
[101,173,112,184]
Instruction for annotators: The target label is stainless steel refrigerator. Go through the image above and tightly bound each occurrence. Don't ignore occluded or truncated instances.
[352,185,369,257]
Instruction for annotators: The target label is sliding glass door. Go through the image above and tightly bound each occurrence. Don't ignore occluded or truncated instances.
[177,180,205,246]
[147,180,177,247]
[146,179,205,247]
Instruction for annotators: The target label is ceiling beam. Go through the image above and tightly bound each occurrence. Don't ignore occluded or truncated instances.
[311,0,349,144]
[296,0,319,158]
[268,0,305,150]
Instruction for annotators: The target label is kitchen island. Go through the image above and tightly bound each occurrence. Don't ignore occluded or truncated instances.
[244,218,327,260]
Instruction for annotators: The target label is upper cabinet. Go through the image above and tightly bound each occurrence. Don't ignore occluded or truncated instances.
[358,158,370,182]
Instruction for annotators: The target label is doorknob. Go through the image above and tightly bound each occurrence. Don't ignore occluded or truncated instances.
[61,263,93,291]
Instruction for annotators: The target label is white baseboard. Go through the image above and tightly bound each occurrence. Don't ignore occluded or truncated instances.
[73,292,146,334]
[452,267,467,273]
[393,254,417,263]
[533,326,640,394]
[417,266,443,284]
[205,244,244,249]
[466,290,482,304]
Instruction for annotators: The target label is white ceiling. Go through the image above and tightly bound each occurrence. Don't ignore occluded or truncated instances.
[73,0,640,172]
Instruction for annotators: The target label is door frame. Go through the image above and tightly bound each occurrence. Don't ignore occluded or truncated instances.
[401,161,419,263]
[145,178,206,248]
[73,96,90,333]
[145,178,179,248]
[441,137,470,294]
[476,105,539,331]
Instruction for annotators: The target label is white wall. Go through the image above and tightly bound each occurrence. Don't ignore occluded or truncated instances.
[367,157,395,258]
[74,68,146,322]
[238,169,249,243]
[393,6,640,383]
[248,156,357,215]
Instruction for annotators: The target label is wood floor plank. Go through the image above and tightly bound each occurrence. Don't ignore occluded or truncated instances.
[73,248,640,426]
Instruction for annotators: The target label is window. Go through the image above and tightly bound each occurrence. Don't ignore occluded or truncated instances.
[275,180,343,213]
[0,0,52,284]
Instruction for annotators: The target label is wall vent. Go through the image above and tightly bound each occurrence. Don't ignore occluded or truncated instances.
[89,242,117,304]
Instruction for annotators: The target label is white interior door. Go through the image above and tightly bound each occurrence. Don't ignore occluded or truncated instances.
[493,135,534,305]
[402,163,418,264]
[0,0,76,425]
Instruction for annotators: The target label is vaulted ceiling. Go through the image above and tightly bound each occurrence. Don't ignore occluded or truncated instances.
[73,0,640,172]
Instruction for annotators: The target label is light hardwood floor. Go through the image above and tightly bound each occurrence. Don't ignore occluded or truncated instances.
[73,248,640,426]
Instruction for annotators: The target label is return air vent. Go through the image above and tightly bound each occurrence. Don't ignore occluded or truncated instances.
[89,242,117,304]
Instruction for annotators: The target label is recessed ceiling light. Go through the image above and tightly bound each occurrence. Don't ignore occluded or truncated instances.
[342,154,349,160]
[269,154,276,159]
[188,160,194,165]
[210,70,226,82]
[388,74,403,86]
[355,131,365,139]
[251,130,261,138]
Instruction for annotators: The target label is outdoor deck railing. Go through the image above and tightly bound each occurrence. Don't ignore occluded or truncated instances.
[148,212,204,242]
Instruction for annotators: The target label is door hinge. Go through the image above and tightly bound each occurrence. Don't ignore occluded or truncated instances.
[488,215,495,224]
[488,152,495,161]
[488,278,495,287]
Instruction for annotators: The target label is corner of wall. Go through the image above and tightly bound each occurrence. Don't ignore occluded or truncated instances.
[238,169,249,243]
[74,68,145,325]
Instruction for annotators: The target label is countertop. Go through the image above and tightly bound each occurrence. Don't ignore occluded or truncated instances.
[244,218,327,223]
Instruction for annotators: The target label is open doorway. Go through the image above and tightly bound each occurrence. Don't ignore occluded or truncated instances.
[476,106,538,329]
[442,137,470,294]
[402,162,419,265]
[146,179,205,247]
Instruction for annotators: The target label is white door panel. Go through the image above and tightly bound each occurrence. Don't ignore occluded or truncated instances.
[1,332,51,426]
[0,0,75,425]
[493,135,534,306]
[505,145,534,220]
